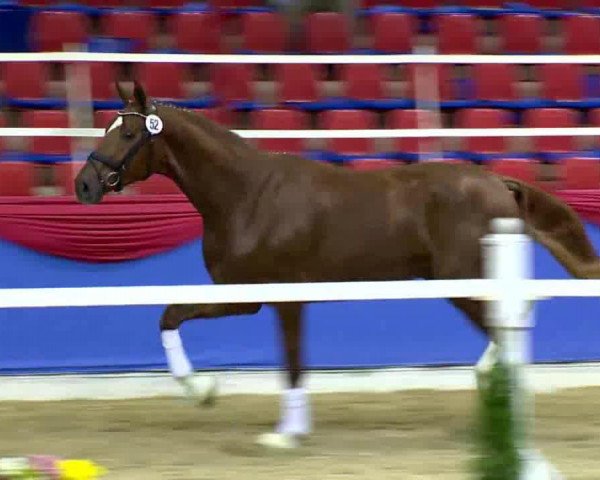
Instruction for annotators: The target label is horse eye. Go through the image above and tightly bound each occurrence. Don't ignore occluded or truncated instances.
[123,131,134,139]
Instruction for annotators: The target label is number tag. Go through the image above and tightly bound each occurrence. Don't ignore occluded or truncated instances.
[145,114,163,135]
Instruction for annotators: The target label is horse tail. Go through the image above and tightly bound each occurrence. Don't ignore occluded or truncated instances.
[502,177,600,279]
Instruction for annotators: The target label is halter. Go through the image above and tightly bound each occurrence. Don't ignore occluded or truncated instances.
[87,105,163,191]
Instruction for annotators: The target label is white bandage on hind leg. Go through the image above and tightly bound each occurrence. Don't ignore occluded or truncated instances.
[276,387,311,436]
[161,329,193,379]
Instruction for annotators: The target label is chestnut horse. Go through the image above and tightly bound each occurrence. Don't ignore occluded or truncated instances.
[75,82,600,449]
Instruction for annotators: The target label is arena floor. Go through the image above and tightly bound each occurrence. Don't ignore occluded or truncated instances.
[1,388,599,479]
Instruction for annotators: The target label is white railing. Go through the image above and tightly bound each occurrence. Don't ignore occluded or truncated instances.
[1,52,600,64]
[0,127,598,139]
[0,278,598,309]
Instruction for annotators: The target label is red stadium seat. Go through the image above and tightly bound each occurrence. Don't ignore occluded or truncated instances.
[370,0,436,6]
[211,64,253,103]
[474,64,518,101]
[101,11,156,52]
[94,110,119,129]
[455,108,509,155]
[81,0,124,6]
[146,0,188,6]
[87,62,118,101]
[589,108,600,128]
[558,158,600,190]
[196,107,234,126]
[487,158,538,184]
[251,109,307,154]
[138,63,184,99]
[499,14,542,54]
[371,13,413,53]
[22,110,71,155]
[459,0,503,5]
[29,11,88,52]
[523,108,577,154]
[137,174,181,195]
[209,0,263,7]
[4,62,48,99]
[563,15,600,54]
[54,161,83,196]
[320,110,377,155]
[275,64,319,103]
[0,114,5,151]
[306,12,350,53]
[242,12,287,53]
[540,64,583,101]
[0,163,35,196]
[435,14,477,54]
[557,158,600,189]
[342,64,385,100]
[523,0,565,7]
[387,109,438,155]
[169,12,221,53]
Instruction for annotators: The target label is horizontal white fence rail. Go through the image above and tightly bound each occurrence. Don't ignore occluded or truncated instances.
[1,127,599,139]
[2,52,600,65]
[1,279,600,309]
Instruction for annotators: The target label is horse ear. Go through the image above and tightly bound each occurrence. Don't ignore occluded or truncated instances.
[133,80,147,110]
[115,81,129,102]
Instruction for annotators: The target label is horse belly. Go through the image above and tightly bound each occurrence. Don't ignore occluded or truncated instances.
[315,211,430,281]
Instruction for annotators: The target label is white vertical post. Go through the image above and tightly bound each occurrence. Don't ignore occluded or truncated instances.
[413,45,442,162]
[483,218,563,480]
[65,44,94,187]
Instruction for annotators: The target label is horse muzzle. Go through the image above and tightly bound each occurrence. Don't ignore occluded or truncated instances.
[74,162,105,205]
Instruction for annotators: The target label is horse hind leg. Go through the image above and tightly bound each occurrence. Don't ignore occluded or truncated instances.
[449,298,498,382]
[160,302,262,406]
[451,296,535,385]
[256,302,310,449]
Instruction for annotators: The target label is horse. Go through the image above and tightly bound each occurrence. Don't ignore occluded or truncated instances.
[75,81,600,449]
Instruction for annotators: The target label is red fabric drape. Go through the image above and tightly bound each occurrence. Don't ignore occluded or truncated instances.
[555,190,600,226]
[0,194,203,262]
[1,190,600,263]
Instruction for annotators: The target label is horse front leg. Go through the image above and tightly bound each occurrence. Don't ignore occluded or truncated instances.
[256,302,311,449]
[160,302,262,406]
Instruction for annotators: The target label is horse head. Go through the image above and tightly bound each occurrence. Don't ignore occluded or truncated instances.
[75,81,165,204]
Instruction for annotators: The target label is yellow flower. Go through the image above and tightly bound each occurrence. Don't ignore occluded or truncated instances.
[57,459,107,480]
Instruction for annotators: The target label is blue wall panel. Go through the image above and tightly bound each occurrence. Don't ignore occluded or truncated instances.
[1,224,600,375]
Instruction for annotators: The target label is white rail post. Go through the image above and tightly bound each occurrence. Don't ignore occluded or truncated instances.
[484,218,563,480]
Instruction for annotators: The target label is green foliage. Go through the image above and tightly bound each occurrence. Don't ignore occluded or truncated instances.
[472,361,521,480]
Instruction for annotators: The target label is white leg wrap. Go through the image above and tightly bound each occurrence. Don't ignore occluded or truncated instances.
[276,387,311,436]
[256,387,311,449]
[161,329,217,406]
[161,329,193,379]
[476,341,498,376]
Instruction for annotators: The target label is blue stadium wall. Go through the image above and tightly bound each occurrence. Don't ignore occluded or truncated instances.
[2,224,600,375]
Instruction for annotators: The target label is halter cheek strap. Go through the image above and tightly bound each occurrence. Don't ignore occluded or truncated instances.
[87,106,162,190]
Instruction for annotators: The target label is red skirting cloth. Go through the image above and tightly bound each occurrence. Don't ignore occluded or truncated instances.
[555,190,600,226]
[0,194,202,262]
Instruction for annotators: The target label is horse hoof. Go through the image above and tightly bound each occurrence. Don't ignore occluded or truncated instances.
[255,432,301,450]
[178,374,218,408]
[199,376,218,407]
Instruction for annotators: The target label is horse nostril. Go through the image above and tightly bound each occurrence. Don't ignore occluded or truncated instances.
[81,181,89,193]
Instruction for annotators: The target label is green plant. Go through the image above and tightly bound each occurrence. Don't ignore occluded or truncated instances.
[472,360,521,480]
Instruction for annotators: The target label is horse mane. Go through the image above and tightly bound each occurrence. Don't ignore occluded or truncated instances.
[155,101,254,153]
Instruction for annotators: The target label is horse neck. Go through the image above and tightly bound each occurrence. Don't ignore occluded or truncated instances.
[158,106,266,223]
